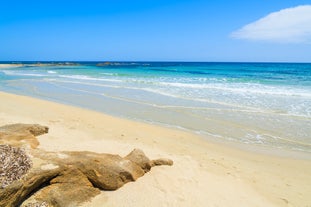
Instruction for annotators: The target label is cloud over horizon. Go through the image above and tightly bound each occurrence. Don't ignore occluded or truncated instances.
[231,5,311,43]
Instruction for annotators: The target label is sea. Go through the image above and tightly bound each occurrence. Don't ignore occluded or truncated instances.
[0,62,310,155]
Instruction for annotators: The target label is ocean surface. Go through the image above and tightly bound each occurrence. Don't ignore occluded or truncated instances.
[0,62,310,154]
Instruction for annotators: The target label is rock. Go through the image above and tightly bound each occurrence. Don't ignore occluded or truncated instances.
[125,148,152,172]
[0,145,32,188]
[0,124,173,207]
[62,151,146,190]
[0,124,49,137]
[0,168,63,207]
[21,167,100,207]
[151,158,174,166]
[0,124,48,148]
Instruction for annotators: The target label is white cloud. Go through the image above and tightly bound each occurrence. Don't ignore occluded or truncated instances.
[231,5,311,43]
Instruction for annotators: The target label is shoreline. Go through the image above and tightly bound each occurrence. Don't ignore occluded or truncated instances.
[3,89,310,160]
[1,62,310,154]
[1,91,311,206]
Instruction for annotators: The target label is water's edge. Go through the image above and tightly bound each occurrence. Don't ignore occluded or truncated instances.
[1,62,310,157]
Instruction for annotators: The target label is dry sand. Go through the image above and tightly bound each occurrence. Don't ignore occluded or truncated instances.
[0,64,23,68]
[0,91,310,207]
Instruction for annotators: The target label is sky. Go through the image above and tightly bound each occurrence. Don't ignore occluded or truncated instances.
[0,0,311,62]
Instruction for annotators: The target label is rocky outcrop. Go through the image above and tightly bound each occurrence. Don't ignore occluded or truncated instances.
[0,124,173,207]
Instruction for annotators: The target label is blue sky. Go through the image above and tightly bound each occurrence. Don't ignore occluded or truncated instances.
[0,0,311,62]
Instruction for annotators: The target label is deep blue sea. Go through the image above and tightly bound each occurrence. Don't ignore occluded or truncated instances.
[0,62,310,153]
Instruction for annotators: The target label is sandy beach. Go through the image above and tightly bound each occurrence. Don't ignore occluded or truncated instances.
[0,91,310,207]
[0,64,23,68]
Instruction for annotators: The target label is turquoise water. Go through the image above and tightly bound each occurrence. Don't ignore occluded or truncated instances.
[0,62,310,153]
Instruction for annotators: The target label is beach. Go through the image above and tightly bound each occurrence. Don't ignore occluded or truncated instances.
[0,64,24,68]
[1,0,311,206]
[1,91,310,207]
[1,62,310,153]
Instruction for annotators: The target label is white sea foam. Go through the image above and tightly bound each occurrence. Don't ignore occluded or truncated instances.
[157,81,311,98]
[48,79,124,89]
[101,72,118,76]
[2,70,47,77]
[59,75,122,82]
[46,77,311,118]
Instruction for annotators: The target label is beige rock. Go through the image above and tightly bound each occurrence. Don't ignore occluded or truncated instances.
[125,149,152,172]
[0,124,173,207]
[151,158,174,167]
[0,124,48,148]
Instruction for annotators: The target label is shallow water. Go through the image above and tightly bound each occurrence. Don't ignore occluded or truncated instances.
[1,62,310,153]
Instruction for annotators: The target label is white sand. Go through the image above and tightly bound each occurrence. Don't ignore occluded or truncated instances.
[0,91,310,207]
[0,64,23,68]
